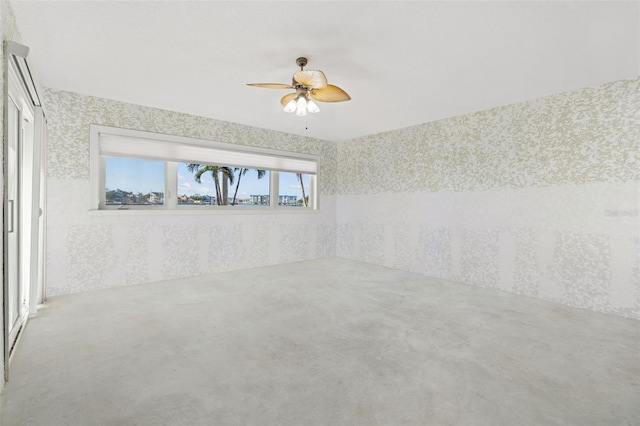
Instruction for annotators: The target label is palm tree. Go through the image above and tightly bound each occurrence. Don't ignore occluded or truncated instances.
[186,164,234,205]
[231,168,266,205]
[296,173,308,207]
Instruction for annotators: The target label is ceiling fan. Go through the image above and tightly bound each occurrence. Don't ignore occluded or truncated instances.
[247,57,351,116]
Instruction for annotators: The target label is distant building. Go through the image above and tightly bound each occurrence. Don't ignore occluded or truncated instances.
[250,195,269,205]
[117,189,135,204]
[278,195,297,205]
[178,194,192,204]
[148,191,164,205]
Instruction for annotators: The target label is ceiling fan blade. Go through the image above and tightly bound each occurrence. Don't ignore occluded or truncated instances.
[246,83,293,89]
[310,84,351,102]
[280,93,297,107]
[293,70,328,89]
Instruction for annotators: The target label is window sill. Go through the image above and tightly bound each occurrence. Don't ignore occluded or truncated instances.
[87,207,319,217]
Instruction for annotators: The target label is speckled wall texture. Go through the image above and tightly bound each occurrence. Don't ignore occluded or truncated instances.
[44,78,639,320]
[337,78,640,319]
[44,88,337,296]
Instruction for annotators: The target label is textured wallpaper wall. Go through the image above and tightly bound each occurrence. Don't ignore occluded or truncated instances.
[44,89,337,296]
[337,78,640,319]
[43,78,640,320]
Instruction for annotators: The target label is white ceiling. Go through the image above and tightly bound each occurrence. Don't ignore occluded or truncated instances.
[11,1,640,142]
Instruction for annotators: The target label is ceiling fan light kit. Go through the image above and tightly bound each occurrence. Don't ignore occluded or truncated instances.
[283,88,320,117]
[247,57,351,117]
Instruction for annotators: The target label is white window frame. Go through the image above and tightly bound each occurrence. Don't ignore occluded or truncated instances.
[89,125,319,212]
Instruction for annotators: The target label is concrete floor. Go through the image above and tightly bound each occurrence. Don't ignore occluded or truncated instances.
[1,258,638,425]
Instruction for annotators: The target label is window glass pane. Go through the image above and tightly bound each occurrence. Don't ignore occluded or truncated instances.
[178,163,270,206]
[232,168,270,206]
[279,172,311,207]
[178,163,220,205]
[105,157,164,205]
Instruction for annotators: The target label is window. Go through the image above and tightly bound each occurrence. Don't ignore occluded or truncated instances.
[176,164,270,207]
[105,157,165,206]
[90,126,318,211]
[278,172,310,207]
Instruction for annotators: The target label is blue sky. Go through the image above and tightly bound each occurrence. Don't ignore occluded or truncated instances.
[105,157,164,193]
[105,157,310,199]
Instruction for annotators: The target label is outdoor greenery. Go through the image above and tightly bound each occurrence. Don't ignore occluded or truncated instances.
[185,164,307,206]
[186,164,235,206]
[105,188,164,205]
[231,168,266,205]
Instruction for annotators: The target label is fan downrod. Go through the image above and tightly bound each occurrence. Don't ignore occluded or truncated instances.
[296,57,308,70]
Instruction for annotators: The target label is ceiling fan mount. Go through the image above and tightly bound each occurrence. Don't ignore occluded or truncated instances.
[295,57,308,70]
[247,57,351,116]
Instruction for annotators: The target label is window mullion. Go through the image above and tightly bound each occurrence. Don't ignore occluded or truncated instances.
[309,174,317,209]
[98,156,106,209]
[270,171,279,209]
[166,162,177,209]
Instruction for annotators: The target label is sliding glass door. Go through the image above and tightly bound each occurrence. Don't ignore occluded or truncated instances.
[6,79,35,351]
[4,47,46,380]
[6,93,24,348]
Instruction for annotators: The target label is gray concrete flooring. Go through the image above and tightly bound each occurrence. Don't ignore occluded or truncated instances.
[1,257,639,425]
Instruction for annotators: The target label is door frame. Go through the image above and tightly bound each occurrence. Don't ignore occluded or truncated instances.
[3,41,47,382]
